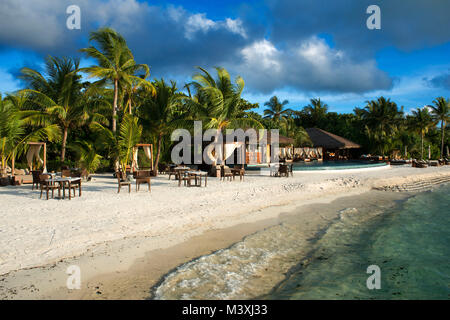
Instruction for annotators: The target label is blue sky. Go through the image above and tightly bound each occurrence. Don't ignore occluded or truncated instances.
[0,0,449,114]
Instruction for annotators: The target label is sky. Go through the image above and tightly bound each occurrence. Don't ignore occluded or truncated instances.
[0,0,449,114]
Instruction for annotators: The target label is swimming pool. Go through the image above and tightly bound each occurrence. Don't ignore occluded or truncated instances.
[246,160,388,171]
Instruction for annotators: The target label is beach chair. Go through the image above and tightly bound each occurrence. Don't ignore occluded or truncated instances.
[39,174,61,200]
[116,170,131,193]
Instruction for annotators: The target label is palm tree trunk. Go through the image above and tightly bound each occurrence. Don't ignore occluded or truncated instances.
[61,126,69,162]
[113,79,118,133]
[441,120,445,159]
[128,99,132,115]
[154,132,163,176]
[421,131,424,160]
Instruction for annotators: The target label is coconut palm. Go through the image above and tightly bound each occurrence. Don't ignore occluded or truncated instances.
[80,27,151,132]
[91,113,142,171]
[263,96,292,123]
[408,107,436,160]
[303,98,328,126]
[0,93,60,174]
[358,97,404,156]
[430,97,450,158]
[186,67,263,130]
[183,67,263,164]
[69,141,103,176]
[20,56,89,162]
[137,79,182,175]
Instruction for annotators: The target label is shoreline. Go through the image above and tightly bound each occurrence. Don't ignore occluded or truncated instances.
[1,166,450,299]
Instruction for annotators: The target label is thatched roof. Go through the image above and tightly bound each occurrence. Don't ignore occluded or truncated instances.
[305,128,361,149]
[236,130,295,145]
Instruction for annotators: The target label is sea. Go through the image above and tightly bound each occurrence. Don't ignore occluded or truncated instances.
[153,183,450,300]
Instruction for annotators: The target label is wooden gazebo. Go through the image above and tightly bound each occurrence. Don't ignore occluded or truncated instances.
[11,141,47,175]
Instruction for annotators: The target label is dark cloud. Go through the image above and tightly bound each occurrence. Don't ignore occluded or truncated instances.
[0,0,448,95]
[425,71,450,90]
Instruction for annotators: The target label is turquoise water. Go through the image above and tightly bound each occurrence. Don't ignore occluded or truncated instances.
[266,184,450,300]
[292,160,387,171]
[246,160,387,171]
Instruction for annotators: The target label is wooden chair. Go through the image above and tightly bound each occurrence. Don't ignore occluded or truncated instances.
[134,170,151,192]
[31,170,42,190]
[39,174,60,200]
[178,171,195,187]
[221,166,233,181]
[278,164,289,177]
[231,165,245,181]
[66,171,81,198]
[116,170,131,193]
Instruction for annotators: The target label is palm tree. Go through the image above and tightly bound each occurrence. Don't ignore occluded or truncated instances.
[408,107,436,160]
[263,96,292,123]
[80,27,150,132]
[0,93,60,174]
[137,79,181,175]
[303,98,328,126]
[20,56,88,162]
[69,141,103,176]
[430,97,450,158]
[186,67,263,130]
[184,67,263,164]
[358,97,404,156]
[91,113,142,171]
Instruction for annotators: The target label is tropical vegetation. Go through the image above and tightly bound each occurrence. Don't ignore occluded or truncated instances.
[0,27,449,176]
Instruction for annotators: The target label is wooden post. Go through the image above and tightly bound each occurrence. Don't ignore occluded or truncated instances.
[11,151,15,176]
[150,144,154,171]
[43,143,47,171]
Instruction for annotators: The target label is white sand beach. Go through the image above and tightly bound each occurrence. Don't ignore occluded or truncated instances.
[1,165,450,299]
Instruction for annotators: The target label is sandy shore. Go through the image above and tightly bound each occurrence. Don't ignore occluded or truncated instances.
[1,164,450,299]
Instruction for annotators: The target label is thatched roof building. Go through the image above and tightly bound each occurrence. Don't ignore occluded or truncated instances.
[305,128,360,149]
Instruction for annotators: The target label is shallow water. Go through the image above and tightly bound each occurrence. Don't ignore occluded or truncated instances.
[153,184,450,300]
[266,183,450,300]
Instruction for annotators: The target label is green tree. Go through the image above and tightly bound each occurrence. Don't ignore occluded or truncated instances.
[20,56,87,162]
[430,97,450,158]
[80,27,151,132]
[137,79,181,175]
[408,107,436,160]
[263,96,292,123]
[91,113,142,171]
[357,97,404,156]
[0,93,60,174]
[303,98,328,127]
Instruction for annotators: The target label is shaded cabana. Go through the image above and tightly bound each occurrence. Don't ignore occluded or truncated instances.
[13,142,47,174]
[131,143,154,172]
[305,128,361,160]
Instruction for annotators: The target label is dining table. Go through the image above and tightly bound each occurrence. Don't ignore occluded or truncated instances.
[46,176,82,200]
[187,170,208,187]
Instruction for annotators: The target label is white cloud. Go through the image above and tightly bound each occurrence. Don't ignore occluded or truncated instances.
[225,18,247,38]
[185,13,216,39]
[241,39,281,72]
[237,36,393,94]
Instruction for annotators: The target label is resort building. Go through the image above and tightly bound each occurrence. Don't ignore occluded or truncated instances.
[305,128,361,160]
